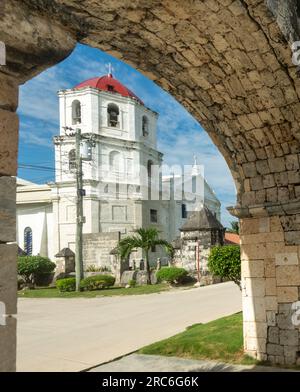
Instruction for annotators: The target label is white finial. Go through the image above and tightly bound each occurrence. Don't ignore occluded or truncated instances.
[191,154,201,177]
[106,62,114,77]
[193,154,197,166]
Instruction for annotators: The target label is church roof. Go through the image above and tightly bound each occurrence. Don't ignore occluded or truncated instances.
[180,207,224,231]
[74,73,144,105]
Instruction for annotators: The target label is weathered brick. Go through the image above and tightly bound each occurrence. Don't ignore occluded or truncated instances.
[0,110,19,176]
[0,177,16,243]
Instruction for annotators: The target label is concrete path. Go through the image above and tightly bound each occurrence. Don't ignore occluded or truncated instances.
[17,282,241,372]
[92,354,298,372]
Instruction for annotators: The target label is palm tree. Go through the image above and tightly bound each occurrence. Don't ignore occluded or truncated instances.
[117,227,173,284]
[228,220,239,234]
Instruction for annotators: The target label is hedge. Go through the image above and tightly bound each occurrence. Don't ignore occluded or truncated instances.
[56,277,76,292]
[156,267,188,284]
[80,274,115,291]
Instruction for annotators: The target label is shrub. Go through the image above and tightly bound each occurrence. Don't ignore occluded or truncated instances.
[18,256,56,287]
[156,267,188,285]
[85,264,111,273]
[80,274,115,291]
[56,277,76,292]
[208,245,241,289]
[129,279,136,287]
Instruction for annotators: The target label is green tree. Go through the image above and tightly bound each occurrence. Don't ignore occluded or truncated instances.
[117,227,173,284]
[208,245,241,289]
[18,256,56,288]
[228,220,239,234]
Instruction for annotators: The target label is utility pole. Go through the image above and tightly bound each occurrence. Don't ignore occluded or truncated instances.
[75,127,84,291]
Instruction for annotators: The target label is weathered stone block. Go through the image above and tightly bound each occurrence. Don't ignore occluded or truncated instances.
[266,310,276,326]
[0,74,18,111]
[241,259,264,278]
[265,296,278,311]
[0,176,16,243]
[243,296,266,322]
[284,346,298,365]
[267,343,284,356]
[268,326,279,344]
[275,252,298,266]
[264,259,275,277]
[0,109,18,176]
[245,337,266,352]
[277,286,298,303]
[268,157,285,173]
[243,277,265,297]
[276,265,300,286]
[265,278,276,296]
[279,330,299,346]
[244,321,267,339]
[0,316,16,372]
[285,231,300,245]
[285,154,299,171]
[0,243,17,315]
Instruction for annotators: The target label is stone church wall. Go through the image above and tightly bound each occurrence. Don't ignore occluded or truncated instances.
[82,232,120,270]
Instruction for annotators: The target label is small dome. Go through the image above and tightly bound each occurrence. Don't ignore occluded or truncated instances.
[74,73,144,105]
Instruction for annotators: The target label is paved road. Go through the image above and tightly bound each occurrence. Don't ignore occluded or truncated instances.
[17,282,241,372]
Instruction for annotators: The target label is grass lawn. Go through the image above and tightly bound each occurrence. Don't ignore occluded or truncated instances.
[140,312,258,365]
[18,283,170,298]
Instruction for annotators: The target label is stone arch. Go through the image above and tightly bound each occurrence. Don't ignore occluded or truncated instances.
[1,0,300,370]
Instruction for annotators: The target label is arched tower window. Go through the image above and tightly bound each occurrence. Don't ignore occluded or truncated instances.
[107,103,119,127]
[72,100,81,124]
[142,116,149,137]
[69,149,76,172]
[109,151,121,173]
[24,227,32,256]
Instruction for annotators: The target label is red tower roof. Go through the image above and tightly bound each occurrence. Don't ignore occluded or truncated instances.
[74,73,144,105]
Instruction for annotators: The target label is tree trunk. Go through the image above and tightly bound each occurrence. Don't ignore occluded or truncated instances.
[145,250,151,285]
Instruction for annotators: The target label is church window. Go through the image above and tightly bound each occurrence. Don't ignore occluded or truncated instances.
[181,203,187,219]
[107,103,119,127]
[151,245,156,252]
[142,116,149,137]
[104,184,108,193]
[69,149,76,172]
[150,209,157,223]
[24,227,32,256]
[72,100,81,124]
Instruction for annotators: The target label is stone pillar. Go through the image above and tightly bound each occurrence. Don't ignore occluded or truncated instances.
[0,74,19,371]
[239,214,300,365]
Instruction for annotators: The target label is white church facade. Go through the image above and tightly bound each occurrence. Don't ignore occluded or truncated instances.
[16,71,221,265]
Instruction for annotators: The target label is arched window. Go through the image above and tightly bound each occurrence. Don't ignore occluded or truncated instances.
[24,227,32,256]
[109,150,121,173]
[107,103,119,127]
[72,100,81,124]
[142,116,149,137]
[69,149,76,172]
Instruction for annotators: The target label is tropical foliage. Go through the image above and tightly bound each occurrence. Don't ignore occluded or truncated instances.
[18,256,56,287]
[117,227,173,284]
[208,245,241,289]
[156,267,188,285]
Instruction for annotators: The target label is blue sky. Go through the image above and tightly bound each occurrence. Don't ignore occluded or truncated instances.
[18,43,236,227]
